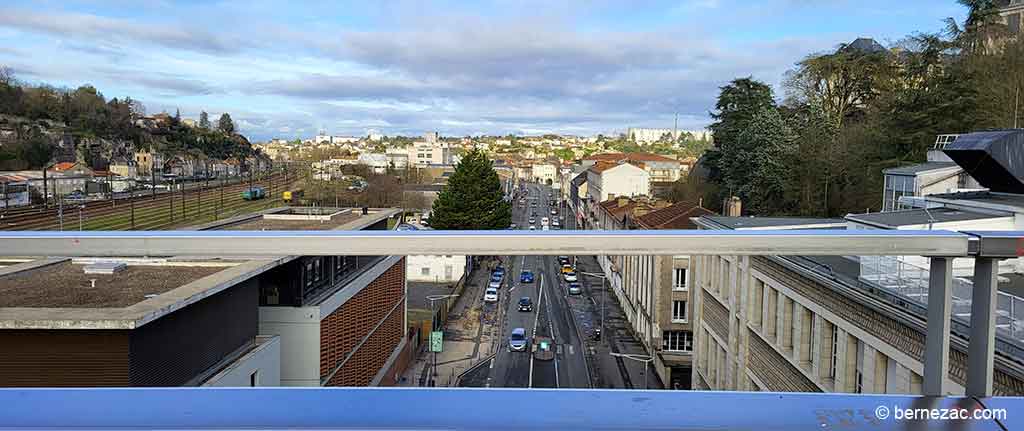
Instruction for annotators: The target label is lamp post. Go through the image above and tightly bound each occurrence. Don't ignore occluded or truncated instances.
[610,352,654,390]
[426,293,459,387]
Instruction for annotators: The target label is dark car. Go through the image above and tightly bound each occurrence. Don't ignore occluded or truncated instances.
[520,270,534,283]
[518,296,533,312]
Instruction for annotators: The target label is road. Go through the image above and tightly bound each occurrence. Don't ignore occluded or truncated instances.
[485,181,591,388]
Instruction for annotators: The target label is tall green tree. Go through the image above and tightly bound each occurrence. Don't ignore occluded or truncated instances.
[217,113,235,134]
[429,148,511,230]
[705,77,776,197]
[199,111,211,129]
[723,106,796,215]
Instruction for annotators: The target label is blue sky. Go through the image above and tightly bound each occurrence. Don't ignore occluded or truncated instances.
[0,0,966,141]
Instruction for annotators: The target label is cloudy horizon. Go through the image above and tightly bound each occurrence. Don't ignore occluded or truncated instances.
[0,0,965,141]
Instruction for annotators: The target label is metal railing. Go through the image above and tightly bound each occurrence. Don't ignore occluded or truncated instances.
[933,134,960,150]
[0,228,1019,418]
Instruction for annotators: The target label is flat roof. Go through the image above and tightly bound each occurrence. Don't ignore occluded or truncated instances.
[883,162,959,176]
[0,260,226,308]
[219,213,362,231]
[698,216,845,230]
[929,191,1024,212]
[0,257,284,330]
[846,207,1003,228]
[190,207,400,232]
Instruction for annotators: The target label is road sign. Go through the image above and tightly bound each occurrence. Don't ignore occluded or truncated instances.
[430,331,443,352]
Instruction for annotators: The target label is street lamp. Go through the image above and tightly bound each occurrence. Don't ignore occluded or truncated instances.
[610,352,654,390]
[426,293,459,387]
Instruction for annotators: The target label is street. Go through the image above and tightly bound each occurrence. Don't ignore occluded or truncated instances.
[485,181,590,388]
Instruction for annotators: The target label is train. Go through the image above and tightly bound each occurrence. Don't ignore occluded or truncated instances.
[241,186,266,200]
[282,188,304,204]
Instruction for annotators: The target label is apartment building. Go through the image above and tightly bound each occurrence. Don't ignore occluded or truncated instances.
[532,163,557,185]
[588,197,713,388]
[586,161,650,205]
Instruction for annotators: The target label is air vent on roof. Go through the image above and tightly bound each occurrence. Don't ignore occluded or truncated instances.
[83,262,127,274]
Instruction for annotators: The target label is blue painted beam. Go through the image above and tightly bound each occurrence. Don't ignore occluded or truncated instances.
[0,388,1018,430]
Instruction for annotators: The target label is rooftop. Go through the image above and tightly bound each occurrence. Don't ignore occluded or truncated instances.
[929,190,1024,212]
[846,207,1006,228]
[883,161,960,176]
[192,207,400,232]
[583,152,680,163]
[635,201,715,230]
[697,216,845,230]
[0,259,227,308]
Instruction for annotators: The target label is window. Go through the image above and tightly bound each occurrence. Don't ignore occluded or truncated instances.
[421,267,430,276]
[672,300,688,322]
[662,331,693,352]
[673,268,687,290]
[829,325,838,379]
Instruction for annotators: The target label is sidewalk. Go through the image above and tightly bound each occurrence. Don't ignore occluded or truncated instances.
[399,259,500,387]
[573,255,664,389]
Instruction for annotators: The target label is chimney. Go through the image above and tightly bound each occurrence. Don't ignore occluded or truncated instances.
[724,196,742,217]
[617,197,629,207]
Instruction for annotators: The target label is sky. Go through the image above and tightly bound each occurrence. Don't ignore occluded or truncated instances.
[0,0,967,141]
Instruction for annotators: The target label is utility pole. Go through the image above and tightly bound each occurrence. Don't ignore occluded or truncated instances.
[130,197,135,230]
[42,168,48,208]
[151,160,156,199]
[169,180,174,223]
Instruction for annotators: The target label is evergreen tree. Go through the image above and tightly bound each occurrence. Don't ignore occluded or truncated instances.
[217,113,235,134]
[199,111,210,129]
[429,149,511,230]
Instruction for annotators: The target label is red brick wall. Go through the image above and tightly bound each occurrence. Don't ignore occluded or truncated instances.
[321,257,406,386]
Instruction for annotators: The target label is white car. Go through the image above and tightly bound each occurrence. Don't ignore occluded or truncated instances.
[529,226,536,230]
[542,225,550,231]
[563,271,578,282]
[541,217,549,225]
[484,287,499,303]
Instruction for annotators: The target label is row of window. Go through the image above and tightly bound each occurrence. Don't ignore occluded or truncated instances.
[663,330,692,352]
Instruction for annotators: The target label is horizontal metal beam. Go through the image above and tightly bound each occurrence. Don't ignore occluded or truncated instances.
[0,229,971,257]
[0,387,1015,430]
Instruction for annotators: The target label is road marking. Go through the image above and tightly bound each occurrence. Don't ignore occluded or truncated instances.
[568,345,574,355]
[489,358,494,369]
[528,356,534,388]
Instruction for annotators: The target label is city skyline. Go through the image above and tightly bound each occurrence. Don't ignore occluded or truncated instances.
[0,0,965,141]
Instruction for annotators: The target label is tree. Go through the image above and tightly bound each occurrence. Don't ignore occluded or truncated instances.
[724,106,796,215]
[705,77,776,200]
[429,148,511,230]
[199,111,211,129]
[783,46,893,128]
[217,113,235,134]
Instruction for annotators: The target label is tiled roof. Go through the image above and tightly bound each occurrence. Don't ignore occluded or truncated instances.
[636,201,716,230]
[589,161,620,173]
[598,198,637,217]
[583,152,680,164]
[52,162,78,171]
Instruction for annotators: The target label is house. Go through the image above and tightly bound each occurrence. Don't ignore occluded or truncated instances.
[586,161,650,204]
[109,156,137,179]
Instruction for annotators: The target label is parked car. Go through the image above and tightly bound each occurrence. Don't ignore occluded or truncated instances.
[509,327,528,351]
[520,270,534,283]
[552,220,560,227]
[518,296,533,312]
[529,217,536,225]
[541,217,549,225]
[542,225,550,231]
[550,209,557,216]
[494,266,505,276]
[484,287,499,303]
[510,223,517,229]
[557,256,570,265]
[561,264,574,274]
[529,226,536,231]
[563,271,578,282]
[567,282,582,295]
[489,278,502,289]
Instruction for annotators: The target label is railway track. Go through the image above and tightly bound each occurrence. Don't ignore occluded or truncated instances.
[0,173,292,231]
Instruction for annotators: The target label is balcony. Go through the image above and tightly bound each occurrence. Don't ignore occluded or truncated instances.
[0,229,1021,429]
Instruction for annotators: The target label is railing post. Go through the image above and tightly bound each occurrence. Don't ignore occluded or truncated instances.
[924,257,952,396]
[967,257,998,397]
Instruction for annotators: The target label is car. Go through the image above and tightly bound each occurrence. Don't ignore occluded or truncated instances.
[520,270,534,283]
[484,287,499,303]
[552,220,560,227]
[542,225,550,231]
[563,271,578,282]
[518,296,533,312]
[561,264,574,274]
[550,209,557,216]
[528,217,536,224]
[567,282,582,295]
[509,327,528,351]
[494,266,505,276]
[541,217,549,225]
[533,335,555,361]
[510,223,517,229]
[489,278,502,289]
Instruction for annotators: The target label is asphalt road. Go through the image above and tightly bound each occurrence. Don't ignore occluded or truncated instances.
[486,181,591,389]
